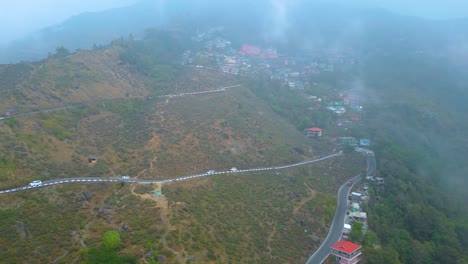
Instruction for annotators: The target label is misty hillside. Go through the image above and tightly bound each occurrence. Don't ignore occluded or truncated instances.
[0,0,167,63]
[0,29,369,263]
[0,2,467,263]
[3,1,468,63]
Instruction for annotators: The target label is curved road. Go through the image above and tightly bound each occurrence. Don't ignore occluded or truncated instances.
[0,81,373,263]
[0,153,342,195]
[305,150,374,264]
[305,174,361,264]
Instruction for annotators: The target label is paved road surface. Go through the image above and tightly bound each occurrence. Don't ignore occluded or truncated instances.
[305,149,374,264]
[305,175,361,264]
[0,153,342,195]
[0,84,243,121]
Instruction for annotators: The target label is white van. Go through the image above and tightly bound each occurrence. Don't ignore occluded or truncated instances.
[230,167,238,172]
[29,180,42,187]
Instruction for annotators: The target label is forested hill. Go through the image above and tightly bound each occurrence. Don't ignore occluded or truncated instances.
[353,51,468,263]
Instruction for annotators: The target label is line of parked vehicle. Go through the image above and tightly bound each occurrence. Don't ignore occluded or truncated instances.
[0,153,342,195]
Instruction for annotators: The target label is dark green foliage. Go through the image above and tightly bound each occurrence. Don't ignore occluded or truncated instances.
[54,46,71,57]
[362,120,467,263]
[343,145,355,153]
[355,47,468,263]
[86,248,136,264]
[349,222,363,243]
[86,248,123,264]
[119,29,186,82]
[3,117,18,128]
[366,245,401,264]
[0,208,16,219]
[250,79,334,131]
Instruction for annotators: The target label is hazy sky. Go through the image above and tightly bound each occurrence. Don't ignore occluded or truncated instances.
[347,0,468,19]
[1,0,467,45]
[0,0,138,43]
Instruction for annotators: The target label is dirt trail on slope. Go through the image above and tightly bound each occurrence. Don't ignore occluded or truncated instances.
[293,184,318,215]
[266,225,277,257]
[130,184,185,263]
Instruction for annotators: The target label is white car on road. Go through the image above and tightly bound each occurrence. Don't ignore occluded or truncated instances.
[29,180,42,187]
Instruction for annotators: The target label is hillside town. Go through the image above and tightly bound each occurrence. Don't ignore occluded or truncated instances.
[181,27,356,91]
[181,27,380,264]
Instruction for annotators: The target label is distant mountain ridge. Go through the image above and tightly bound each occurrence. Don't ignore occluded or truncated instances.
[2,0,468,64]
[0,0,168,63]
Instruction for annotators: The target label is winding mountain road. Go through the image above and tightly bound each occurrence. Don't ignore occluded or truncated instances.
[305,174,361,264]
[305,150,374,264]
[0,153,342,195]
[0,84,243,120]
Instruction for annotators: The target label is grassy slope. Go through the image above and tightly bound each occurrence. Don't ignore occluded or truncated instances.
[163,154,364,264]
[0,47,150,113]
[0,46,365,263]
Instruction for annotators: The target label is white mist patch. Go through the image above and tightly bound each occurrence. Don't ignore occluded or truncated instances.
[329,17,365,53]
[270,0,289,39]
[264,0,300,43]
[346,78,380,105]
[446,35,468,66]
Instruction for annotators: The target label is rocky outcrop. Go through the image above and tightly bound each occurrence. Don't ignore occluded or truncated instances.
[96,207,112,223]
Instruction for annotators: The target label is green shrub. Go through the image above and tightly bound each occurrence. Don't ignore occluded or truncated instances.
[102,230,121,251]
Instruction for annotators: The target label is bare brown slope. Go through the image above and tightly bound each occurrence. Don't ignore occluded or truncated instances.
[0,48,149,112]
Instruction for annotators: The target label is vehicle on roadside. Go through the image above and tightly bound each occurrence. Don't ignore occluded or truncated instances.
[122,176,130,179]
[207,170,215,175]
[230,167,238,172]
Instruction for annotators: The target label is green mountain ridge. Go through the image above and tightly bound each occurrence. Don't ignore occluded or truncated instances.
[0,30,369,263]
[0,8,467,263]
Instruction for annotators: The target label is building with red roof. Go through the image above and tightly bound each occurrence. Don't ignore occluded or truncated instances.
[242,45,261,56]
[305,127,322,137]
[241,45,278,59]
[331,240,362,264]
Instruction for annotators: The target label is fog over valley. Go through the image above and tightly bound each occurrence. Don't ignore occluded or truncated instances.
[2,0,468,63]
[0,1,466,263]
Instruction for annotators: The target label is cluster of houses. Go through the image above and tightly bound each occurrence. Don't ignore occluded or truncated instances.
[365,175,385,185]
[326,184,368,263]
[205,38,232,51]
[348,190,369,227]
[181,27,357,91]
[180,50,192,65]
[326,94,364,118]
